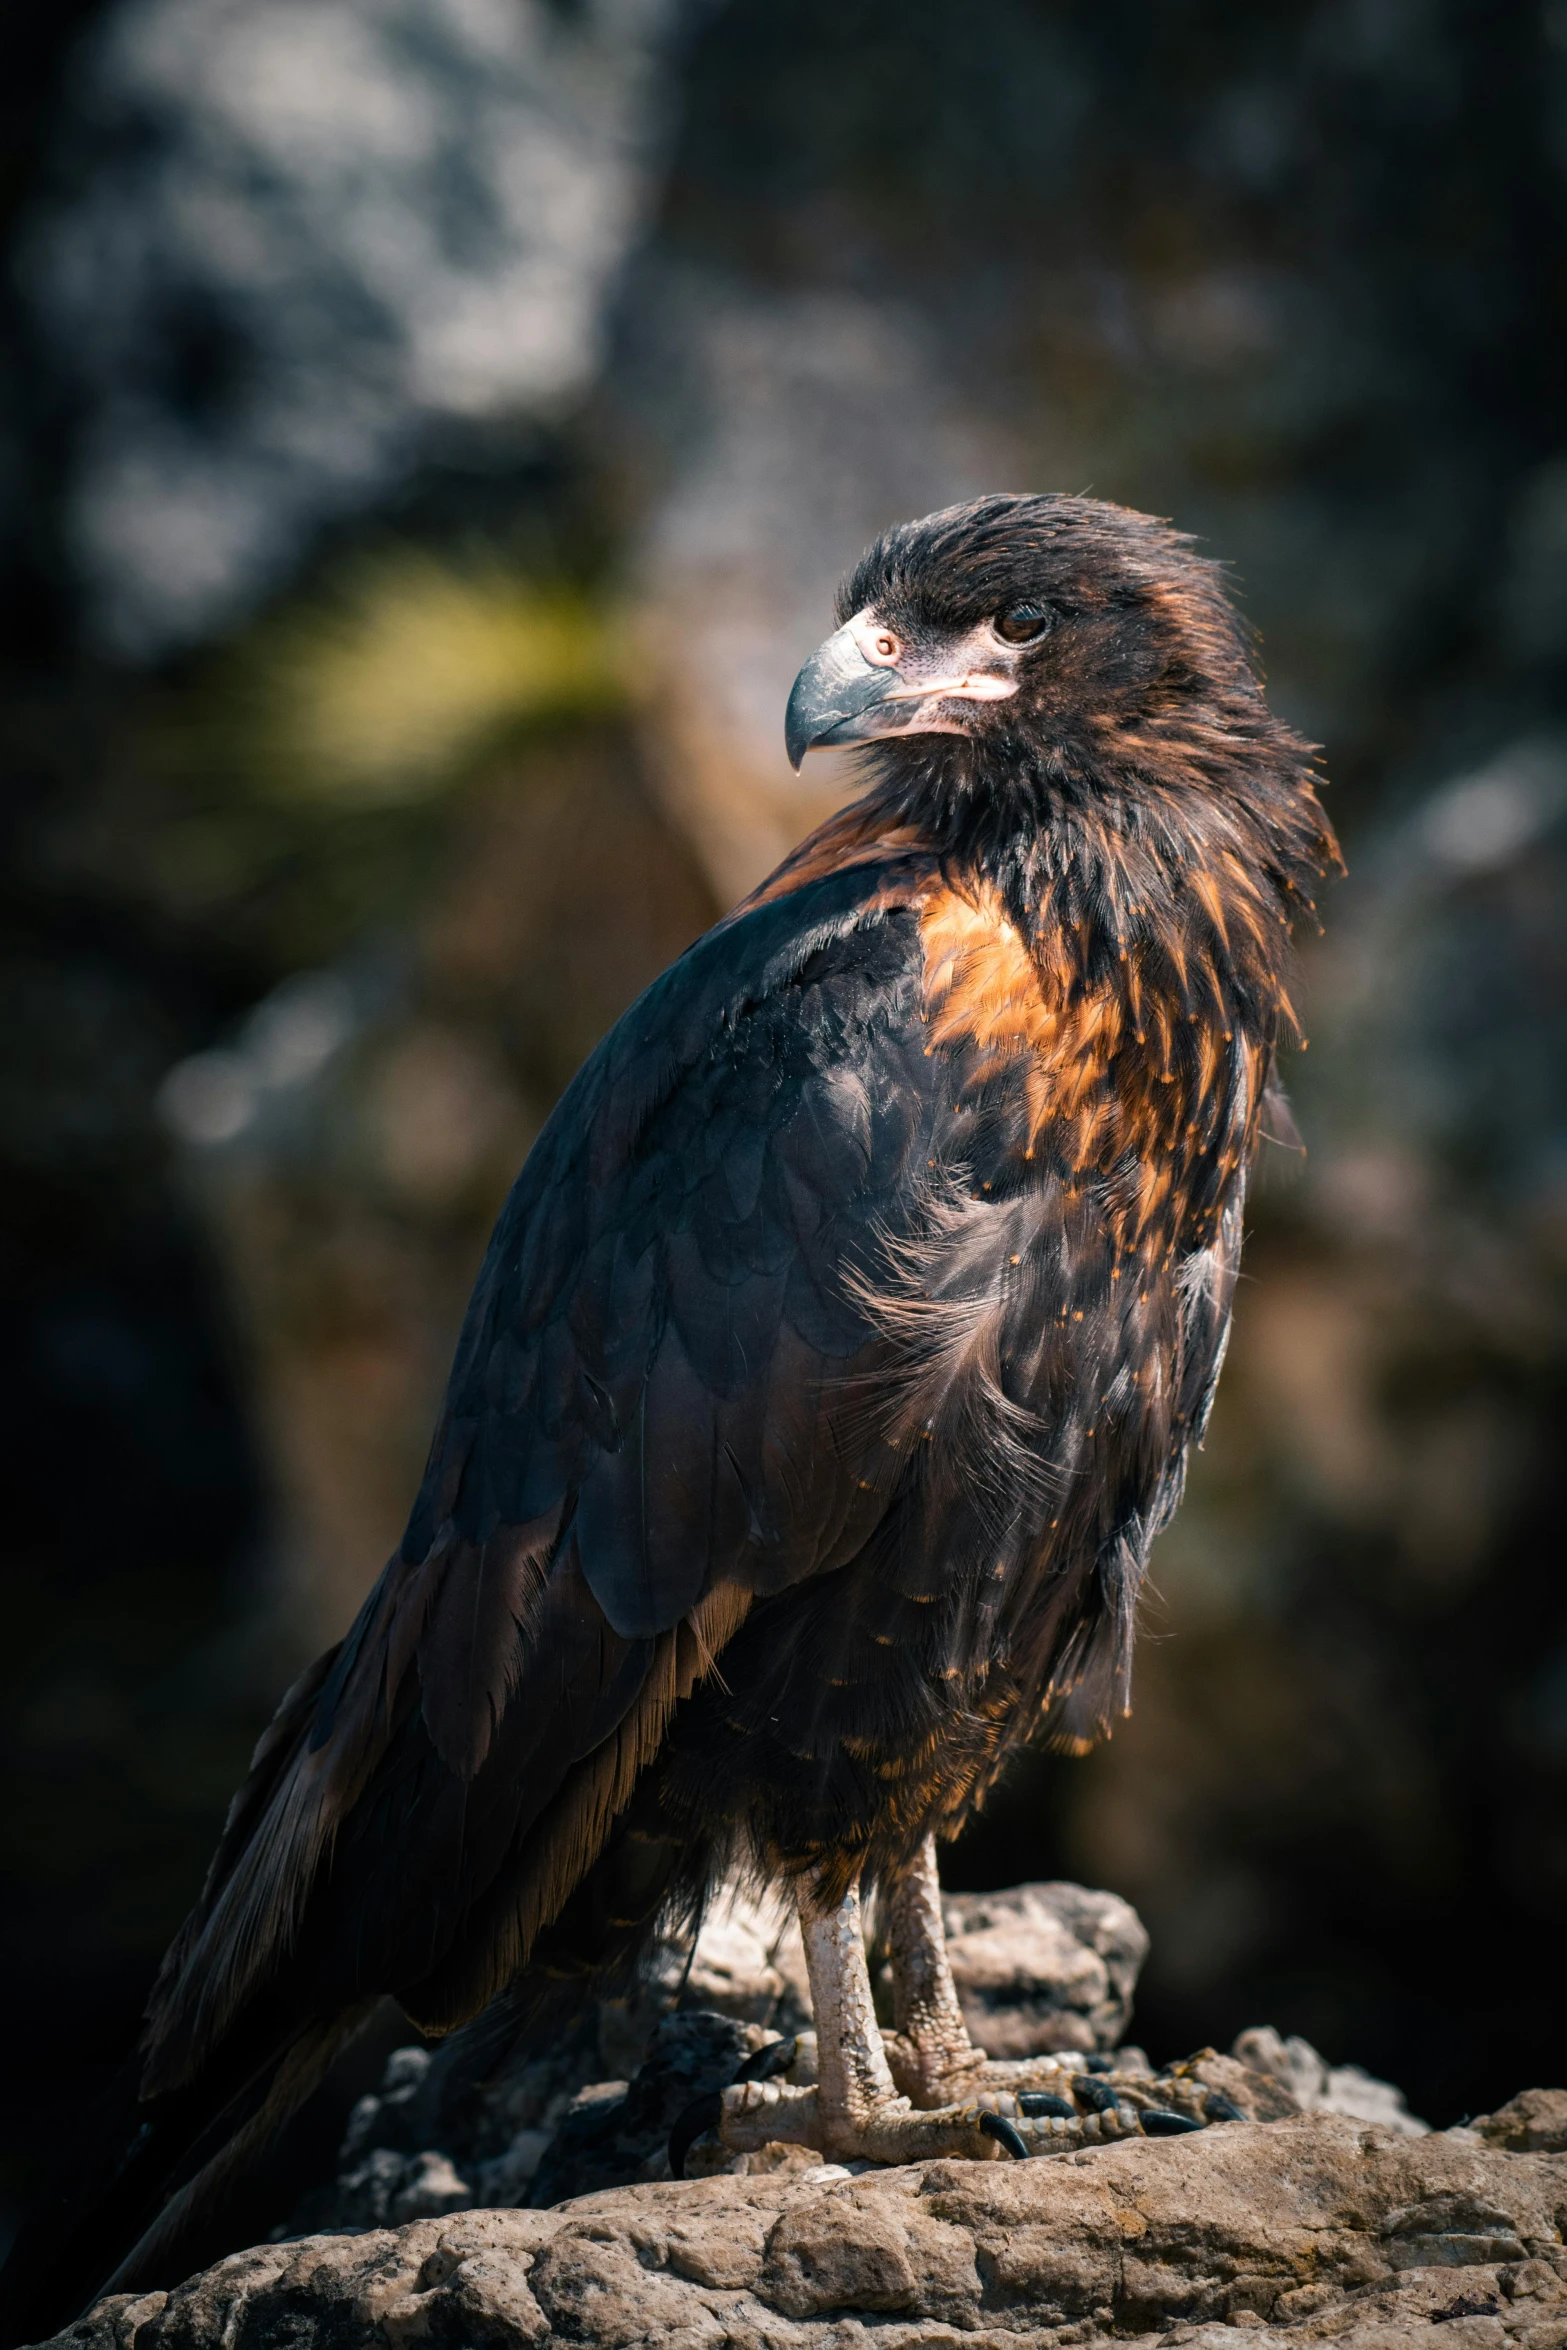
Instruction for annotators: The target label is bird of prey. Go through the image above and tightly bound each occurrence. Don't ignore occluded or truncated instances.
[1,494,1337,2332]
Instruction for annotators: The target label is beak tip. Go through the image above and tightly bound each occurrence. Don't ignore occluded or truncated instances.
[783,690,812,772]
[785,622,900,771]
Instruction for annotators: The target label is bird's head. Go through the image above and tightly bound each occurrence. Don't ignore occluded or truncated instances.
[785,492,1260,776]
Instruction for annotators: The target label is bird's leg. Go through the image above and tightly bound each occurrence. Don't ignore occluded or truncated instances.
[881,1831,993,2104]
[693,1857,1198,2169]
[711,1871,1029,2163]
[880,1833,1162,2116]
[796,1874,905,2143]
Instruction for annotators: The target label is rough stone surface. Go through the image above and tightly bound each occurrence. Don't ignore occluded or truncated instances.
[525,2011,777,2206]
[1234,2025,1431,2136]
[48,2109,1567,2350]
[934,1880,1150,2059]
[283,2010,776,2232]
[1476,2092,1567,2156]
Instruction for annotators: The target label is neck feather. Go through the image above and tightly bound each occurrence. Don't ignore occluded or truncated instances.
[852,724,1339,1041]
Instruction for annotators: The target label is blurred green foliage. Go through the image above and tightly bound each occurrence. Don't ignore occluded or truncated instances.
[194,555,626,810]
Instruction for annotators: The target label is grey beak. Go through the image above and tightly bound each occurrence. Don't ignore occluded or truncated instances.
[784,625,904,771]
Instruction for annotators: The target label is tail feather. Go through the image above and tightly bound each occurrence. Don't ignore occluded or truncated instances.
[0,1808,710,2346]
[0,1591,725,2346]
[0,2005,368,2347]
[96,2010,376,2303]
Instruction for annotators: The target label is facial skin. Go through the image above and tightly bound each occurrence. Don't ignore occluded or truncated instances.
[785,603,1038,768]
[784,494,1245,777]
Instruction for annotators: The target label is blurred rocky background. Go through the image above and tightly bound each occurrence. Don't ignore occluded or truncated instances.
[2,0,1565,2257]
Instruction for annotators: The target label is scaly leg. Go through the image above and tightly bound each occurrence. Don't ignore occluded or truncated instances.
[692,1845,1219,2171]
[881,1832,992,2104]
[881,1834,1186,2125]
[714,1871,1033,2163]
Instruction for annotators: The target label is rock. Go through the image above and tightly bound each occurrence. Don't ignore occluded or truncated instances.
[297,2146,475,2230]
[1174,2049,1303,2124]
[1475,2090,1567,2154]
[1233,2023,1431,2135]
[935,1879,1150,2057]
[283,2009,774,2236]
[680,1878,816,2029]
[591,1878,817,2072]
[49,2109,1567,2350]
[525,2011,774,2205]
[278,2021,603,2233]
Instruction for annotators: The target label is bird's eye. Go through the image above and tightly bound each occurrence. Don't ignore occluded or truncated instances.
[994,604,1054,645]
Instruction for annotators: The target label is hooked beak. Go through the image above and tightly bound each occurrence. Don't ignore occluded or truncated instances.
[784,617,1017,771]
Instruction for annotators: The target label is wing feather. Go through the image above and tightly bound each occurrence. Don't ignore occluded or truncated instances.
[143,859,937,2077]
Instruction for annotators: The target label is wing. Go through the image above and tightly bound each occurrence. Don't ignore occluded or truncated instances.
[143,849,947,2085]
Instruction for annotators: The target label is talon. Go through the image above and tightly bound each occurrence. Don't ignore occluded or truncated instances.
[734,2036,797,2084]
[1141,2107,1204,2135]
[1081,2051,1114,2073]
[1018,2090,1077,2118]
[979,2110,1030,2160]
[1072,2075,1119,2114]
[669,2090,724,2177]
[1204,2091,1244,2123]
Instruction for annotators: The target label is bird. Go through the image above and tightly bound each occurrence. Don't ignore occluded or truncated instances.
[0,493,1338,2336]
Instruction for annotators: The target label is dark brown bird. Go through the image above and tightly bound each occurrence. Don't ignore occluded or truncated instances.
[0,494,1337,2333]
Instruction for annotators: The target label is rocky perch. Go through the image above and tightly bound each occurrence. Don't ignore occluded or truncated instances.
[56,2101,1567,2350]
[34,1887,1567,2349]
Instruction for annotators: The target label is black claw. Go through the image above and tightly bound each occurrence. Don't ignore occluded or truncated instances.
[733,2036,797,2084]
[1081,2051,1115,2073]
[979,2110,1031,2159]
[668,2091,724,2178]
[1140,2107,1204,2136]
[1204,2092,1245,2124]
[1018,2091,1077,2118]
[1072,2075,1119,2114]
